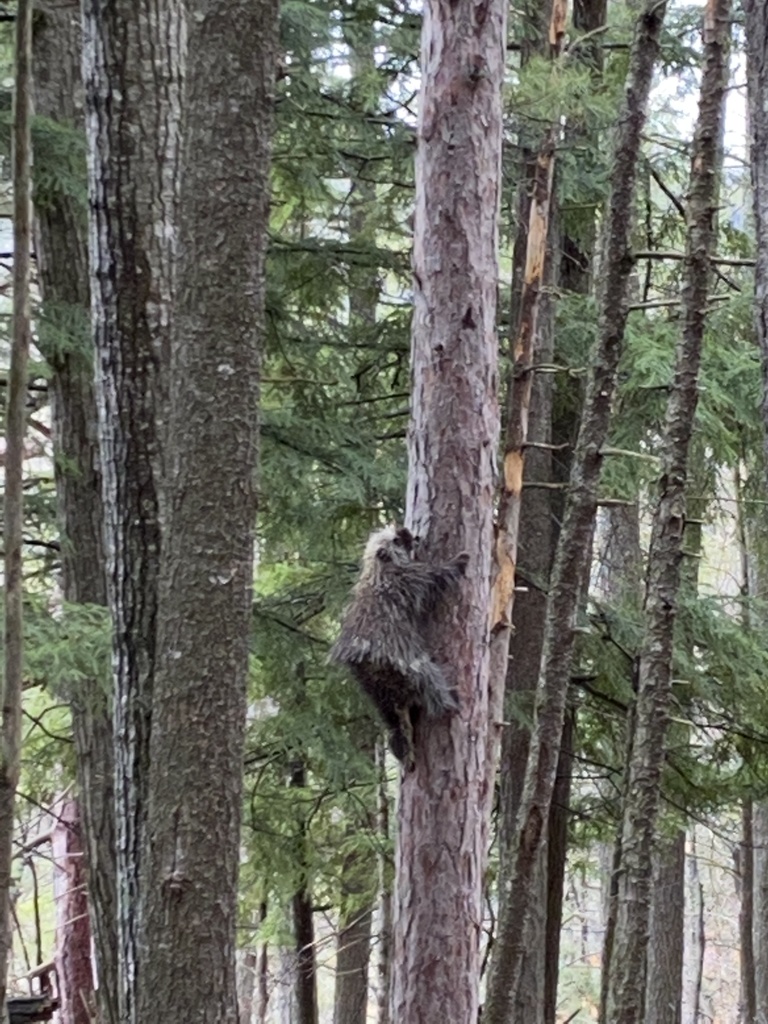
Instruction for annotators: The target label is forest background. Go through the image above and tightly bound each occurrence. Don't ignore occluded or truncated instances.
[1,0,768,1022]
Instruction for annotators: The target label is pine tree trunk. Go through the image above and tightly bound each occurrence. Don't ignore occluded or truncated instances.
[483,5,666,1017]
[605,3,730,1019]
[0,1,32,1014]
[390,0,506,1018]
[32,4,117,1020]
[138,1,277,1018]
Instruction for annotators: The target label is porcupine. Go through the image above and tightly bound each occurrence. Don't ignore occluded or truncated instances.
[330,525,468,768]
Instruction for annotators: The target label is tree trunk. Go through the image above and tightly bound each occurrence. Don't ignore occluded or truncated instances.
[390,0,506,1018]
[333,867,373,1024]
[483,5,666,1017]
[138,2,278,1020]
[376,744,392,1024]
[605,3,730,1020]
[81,0,184,1017]
[293,888,318,1024]
[745,0,768,475]
[289,758,318,1024]
[740,801,757,1023]
[53,798,94,1024]
[492,179,557,1024]
[645,832,685,1024]
[754,801,768,1023]
[544,710,573,1024]
[32,4,117,1019]
[0,1,32,1014]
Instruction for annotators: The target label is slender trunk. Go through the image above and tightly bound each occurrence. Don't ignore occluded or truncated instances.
[493,196,557,1024]
[606,4,730,1019]
[739,802,757,1023]
[290,759,318,1024]
[483,6,667,1016]
[745,0,768,474]
[376,744,392,1024]
[293,888,318,1024]
[544,710,573,1024]
[333,883,373,1024]
[390,0,505,1018]
[32,4,117,1019]
[754,801,768,1023]
[0,1,32,1013]
[53,798,94,1024]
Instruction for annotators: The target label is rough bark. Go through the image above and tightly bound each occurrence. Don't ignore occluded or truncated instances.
[32,4,117,1019]
[0,0,32,1013]
[740,801,757,1023]
[482,5,666,1017]
[390,0,505,1019]
[645,832,685,1024]
[754,801,768,1023]
[544,711,573,1024]
[293,888,318,1024]
[375,744,392,1024]
[333,871,373,1024]
[81,0,184,1017]
[489,0,563,696]
[53,798,94,1024]
[491,191,557,1024]
[605,3,730,1020]
[138,1,277,1020]
[745,0,768,475]
[489,8,564,1000]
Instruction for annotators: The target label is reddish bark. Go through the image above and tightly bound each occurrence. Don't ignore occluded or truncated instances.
[53,798,94,1024]
[390,0,506,1018]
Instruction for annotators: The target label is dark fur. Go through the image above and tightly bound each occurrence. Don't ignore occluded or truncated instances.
[330,525,468,765]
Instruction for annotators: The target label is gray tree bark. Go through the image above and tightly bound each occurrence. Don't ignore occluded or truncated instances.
[645,832,685,1024]
[745,0,768,477]
[32,4,117,1019]
[81,0,184,1017]
[605,2,730,1019]
[389,0,506,1018]
[483,4,666,1016]
[138,0,278,1021]
[754,801,768,1023]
